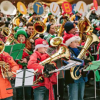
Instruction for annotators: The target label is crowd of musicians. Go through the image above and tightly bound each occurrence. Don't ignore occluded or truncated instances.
[0,1,100,100]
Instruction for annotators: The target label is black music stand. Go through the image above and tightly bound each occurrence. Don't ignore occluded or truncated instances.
[4,43,38,100]
[6,67,38,100]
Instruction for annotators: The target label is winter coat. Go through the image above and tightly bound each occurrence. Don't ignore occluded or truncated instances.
[0,52,19,99]
[27,51,57,100]
[64,47,88,85]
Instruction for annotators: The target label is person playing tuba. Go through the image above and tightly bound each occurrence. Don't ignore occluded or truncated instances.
[0,51,19,100]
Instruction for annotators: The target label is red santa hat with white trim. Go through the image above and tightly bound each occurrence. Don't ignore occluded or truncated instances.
[63,34,81,46]
[34,38,49,51]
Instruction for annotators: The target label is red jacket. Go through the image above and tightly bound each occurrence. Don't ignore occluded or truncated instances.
[0,52,19,99]
[27,51,57,100]
[97,43,100,60]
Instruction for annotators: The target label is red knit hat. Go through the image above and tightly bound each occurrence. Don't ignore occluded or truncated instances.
[34,38,49,51]
[63,34,81,46]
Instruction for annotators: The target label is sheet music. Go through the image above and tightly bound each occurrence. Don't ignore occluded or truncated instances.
[68,60,82,65]
[15,70,23,87]
[15,69,34,87]
[24,69,34,86]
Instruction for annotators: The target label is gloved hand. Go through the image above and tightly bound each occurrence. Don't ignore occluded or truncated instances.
[44,63,56,77]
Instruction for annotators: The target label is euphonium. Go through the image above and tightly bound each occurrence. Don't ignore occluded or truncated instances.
[39,45,70,66]
[49,15,56,24]
[70,17,99,80]
[29,21,47,39]
[50,19,67,47]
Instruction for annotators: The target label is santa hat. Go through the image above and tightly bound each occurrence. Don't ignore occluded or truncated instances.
[34,38,49,51]
[63,34,81,46]
[91,7,96,11]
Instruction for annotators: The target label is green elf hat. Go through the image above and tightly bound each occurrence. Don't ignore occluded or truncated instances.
[75,11,78,14]
[48,12,52,16]
[18,13,23,17]
[29,13,33,17]
[14,28,27,39]
[14,26,19,32]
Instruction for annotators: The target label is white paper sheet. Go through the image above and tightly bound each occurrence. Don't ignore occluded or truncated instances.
[15,69,34,87]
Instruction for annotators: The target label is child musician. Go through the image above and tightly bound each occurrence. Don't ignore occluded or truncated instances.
[63,34,90,100]
[27,38,57,100]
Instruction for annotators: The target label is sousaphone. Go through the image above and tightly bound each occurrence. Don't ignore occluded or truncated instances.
[0,1,15,15]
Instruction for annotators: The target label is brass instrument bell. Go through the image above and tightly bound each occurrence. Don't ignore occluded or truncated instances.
[29,21,47,39]
[0,41,5,54]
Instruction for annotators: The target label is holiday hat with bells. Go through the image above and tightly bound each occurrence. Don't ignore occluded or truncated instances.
[63,34,81,46]
[34,38,49,51]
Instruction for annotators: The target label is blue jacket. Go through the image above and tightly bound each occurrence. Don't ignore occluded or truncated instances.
[64,47,88,84]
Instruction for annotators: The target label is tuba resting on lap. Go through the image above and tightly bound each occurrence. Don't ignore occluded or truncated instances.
[70,17,99,80]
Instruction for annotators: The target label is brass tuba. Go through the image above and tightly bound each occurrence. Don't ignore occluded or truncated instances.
[29,21,47,39]
[50,19,67,47]
[1,27,11,37]
[78,17,93,43]
[0,41,5,54]
[39,45,70,65]
[70,17,99,80]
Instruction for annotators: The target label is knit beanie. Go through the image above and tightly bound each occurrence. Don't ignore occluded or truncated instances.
[14,26,19,32]
[48,12,52,16]
[64,21,75,33]
[18,13,23,17]
[14,28,27,39]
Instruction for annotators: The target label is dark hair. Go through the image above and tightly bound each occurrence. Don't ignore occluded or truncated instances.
[47,24,53,33]
[26,22,33,28]
[33,12,37,15]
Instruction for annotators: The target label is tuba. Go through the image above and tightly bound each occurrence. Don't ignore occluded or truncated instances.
[29,21,47,39]
[0,41,5,54]
[39,45,70,65]
[70,17,99,80]
[50,18,67,47]
[0,1,16,15]
[78,17,93,43]
[1,27,11,37]
[49,15,56,24]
